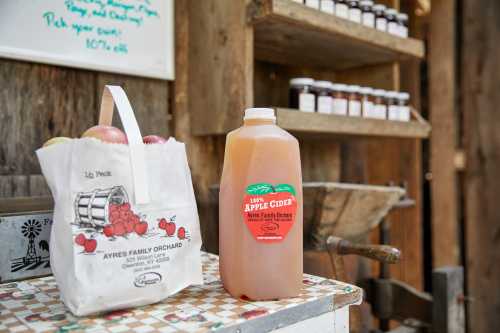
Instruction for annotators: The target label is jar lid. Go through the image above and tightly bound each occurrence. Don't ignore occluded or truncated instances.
[244,108,276,120]
[372,4,386,11]
[397,13,409,20]
[313,80,333,89]
[385,8,398,15]
[290,78,314,86]
[385,91,399,98]
[331,84,348,92]
[398,92,410,100]
[346,85,361,93]
[373,89,386,96]
[360,0,374,6]
[359,87,374,94]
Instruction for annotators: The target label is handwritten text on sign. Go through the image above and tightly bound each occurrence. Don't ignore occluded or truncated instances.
[0,0,174,80]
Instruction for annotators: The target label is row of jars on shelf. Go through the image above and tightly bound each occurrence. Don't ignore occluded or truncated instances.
[292,0,409,38]
[289,78,411,122]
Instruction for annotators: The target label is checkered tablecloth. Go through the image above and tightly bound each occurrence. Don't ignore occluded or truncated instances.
[0,252,362,333]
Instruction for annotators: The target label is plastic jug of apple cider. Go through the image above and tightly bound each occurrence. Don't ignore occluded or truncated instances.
[219,108,303,301]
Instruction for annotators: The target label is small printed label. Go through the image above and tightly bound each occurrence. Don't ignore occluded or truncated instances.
[388,22,400,35]
[349,8,362,23]
[320,0,335,14]
[388,105,399,120]
[243,183,297,243]
[348,100,362,117]
[305,0,320,9]
[318,96,333,114]
[399,106,411,121]
[399,26,408,38]
[299,93,316,112]
[335,4,349,18]
[332,98,348,116]
[373,104,387,119]
[362,101,373,117]
[376,18,387,31]
[362,13,375,27]
[134,272,162,288]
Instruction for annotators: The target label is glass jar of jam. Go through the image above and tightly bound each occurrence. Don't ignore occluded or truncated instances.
[289,78,316,112]
[397,92,410,121]
[313,81,333,114]
[347,85,362,117]
[331,84,348,116]
[320,0,335,14]
[305,0,320,9]
[386,8,399,35]
[373,4,387,32]
[359,86,373,117]
[397,13,409,37]
[348,0,362,23]
[335,0,349,19]
[385,91,399,120]
[372,89,387,119]
[360,0,374,28]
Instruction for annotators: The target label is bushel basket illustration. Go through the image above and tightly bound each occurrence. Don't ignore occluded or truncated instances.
[74,186,129,228]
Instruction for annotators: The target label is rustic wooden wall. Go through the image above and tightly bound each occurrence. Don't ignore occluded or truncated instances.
[462,0,500,331]
[0,59,171,199]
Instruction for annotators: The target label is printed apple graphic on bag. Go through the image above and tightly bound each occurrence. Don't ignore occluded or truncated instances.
[242,183,297,243]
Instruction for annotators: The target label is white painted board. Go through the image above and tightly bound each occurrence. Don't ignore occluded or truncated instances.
[0,0,174,80]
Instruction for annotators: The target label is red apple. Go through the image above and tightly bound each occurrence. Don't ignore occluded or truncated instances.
[75,233,86,246]
[177,227,186,240]
[113,223,126,237]
[82,125,128,144]
[143,135,167,144]
[135,222,148,235]
[84,239,97,253]
[165,221,176,237]
[42,137,71,148]
[103,225,114,238]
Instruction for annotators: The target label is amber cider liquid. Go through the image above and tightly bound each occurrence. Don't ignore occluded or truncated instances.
[219,114,303,301]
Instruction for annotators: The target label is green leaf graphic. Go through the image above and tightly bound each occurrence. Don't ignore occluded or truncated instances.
[246,183,274,195]
[274,184,296,195]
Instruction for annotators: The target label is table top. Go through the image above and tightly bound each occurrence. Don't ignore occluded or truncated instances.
[0,252,362,333]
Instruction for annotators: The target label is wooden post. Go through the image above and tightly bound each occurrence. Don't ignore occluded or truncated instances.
[432,267,465,333]
[429,0,460,267]
[462,1,500,332]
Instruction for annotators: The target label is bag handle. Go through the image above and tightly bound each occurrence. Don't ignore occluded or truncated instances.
[99,85,150,205]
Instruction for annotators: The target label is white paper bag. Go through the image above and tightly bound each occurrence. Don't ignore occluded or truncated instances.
[36,86,203,316]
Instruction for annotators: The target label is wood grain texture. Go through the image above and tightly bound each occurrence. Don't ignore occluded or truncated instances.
[175,0,226,253]
[250,0,424,70]
[189,0,254,135]
[275,108,430,139]
[0,59,97,176]
[462,0,500,331]
[429,0,460,267]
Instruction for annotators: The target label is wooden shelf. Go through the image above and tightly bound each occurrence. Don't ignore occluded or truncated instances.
[275,108,431,139]
[249,0,425,70]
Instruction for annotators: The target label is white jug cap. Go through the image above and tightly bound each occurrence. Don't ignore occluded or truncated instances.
[244,108,276,120]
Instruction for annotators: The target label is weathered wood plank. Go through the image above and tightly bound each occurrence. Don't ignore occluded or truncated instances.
[0,59,97,175]
[462,0,500,332]
[429,0,460,267]
[175,0,226,254]
[275,108,431,139]
[432,267,465,333]
[0,175,29,198]
[189,0,254,135]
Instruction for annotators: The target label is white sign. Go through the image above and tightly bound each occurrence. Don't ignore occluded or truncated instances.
[0,0,174,80]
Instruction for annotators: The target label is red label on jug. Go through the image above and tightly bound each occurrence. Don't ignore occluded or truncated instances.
[242,183,297,243]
